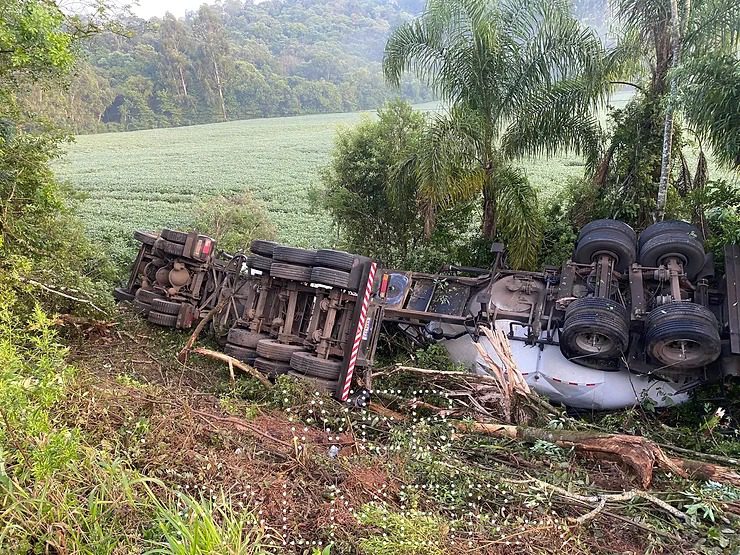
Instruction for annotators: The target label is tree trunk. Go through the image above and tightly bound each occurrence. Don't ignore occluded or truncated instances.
[656,0,682,220]
[179,66,188,96]
[213,59,226,121]
[482,167,496,240]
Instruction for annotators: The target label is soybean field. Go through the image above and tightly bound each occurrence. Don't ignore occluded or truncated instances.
[55,107,590,263]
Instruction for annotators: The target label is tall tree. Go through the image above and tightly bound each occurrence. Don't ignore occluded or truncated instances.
[192,5,230,121]
[384,0,615,268]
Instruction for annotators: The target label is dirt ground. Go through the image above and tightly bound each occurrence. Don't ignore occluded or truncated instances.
[59,310,700,554]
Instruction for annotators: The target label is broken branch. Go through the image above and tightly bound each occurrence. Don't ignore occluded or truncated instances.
[192,347,272,388]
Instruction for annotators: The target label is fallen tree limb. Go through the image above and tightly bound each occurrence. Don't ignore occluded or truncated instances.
[660,443,740,468]
[23,278,107,314]
[192,347,272,388]
[178,297,229,362]
[671,458,740,487]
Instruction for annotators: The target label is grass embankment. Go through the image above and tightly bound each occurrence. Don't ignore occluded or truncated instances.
[2,304,739,554]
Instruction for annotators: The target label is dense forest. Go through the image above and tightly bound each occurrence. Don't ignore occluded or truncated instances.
[24,0,610,133]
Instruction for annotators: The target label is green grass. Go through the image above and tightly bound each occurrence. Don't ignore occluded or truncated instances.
[54,106,585,263]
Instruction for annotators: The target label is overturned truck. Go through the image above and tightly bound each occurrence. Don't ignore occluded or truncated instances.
[114,219,740,410]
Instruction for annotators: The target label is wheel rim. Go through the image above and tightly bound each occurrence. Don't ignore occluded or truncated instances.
[574,331,615,355]
[655,338,703,367]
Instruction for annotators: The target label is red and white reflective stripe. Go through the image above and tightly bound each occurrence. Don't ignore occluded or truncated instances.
[340,262,377,401]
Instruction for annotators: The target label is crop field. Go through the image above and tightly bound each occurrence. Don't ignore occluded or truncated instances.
[55,99,635,263]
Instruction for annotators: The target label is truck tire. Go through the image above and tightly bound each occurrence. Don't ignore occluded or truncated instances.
[638,232,705,280]
[638,220,702,250]
[155,238,185,257]
[256,339,306,362]
[310,267,350,289]
[224,343,258,364]
[161,228,188,244]
[288,370,337,395]
[573,221,636,272]
[148,310,178,327]
[560,297,629,359]
[645,302,721,369]
[315,249,355,272]
[227,328,267,349]
[272,246,316,266]
[578,219,636,243]
[133,230,158,246]
[290,352,342,380]
[135,288,164,304]
[113,287,135,302]
[254,357,292,377]
[151,298,182,316]
[132,300,152,316]
[247,254,272,272]
[250,240,278,257]
[269,262,313,282]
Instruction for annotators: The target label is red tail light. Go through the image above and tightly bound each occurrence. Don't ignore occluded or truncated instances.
[202,239,212,256]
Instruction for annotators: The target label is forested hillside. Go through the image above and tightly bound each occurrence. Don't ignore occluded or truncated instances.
[23,0,428,132]
[25,0,611,134]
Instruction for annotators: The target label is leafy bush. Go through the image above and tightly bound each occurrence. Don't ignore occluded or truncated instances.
[357,503,448,555]
[193,191,276,253]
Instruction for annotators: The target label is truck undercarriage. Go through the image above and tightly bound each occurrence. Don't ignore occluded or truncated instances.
[114,219,740,410]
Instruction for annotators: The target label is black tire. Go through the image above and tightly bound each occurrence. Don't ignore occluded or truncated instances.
[645,302,721,370]
[227,328,267,349]
[256,339,306,362]
[148,310,178,327]
[224,343,258,364]
[155,238,185,257]
[269,262,313,282]
[133,230,158,246]
[247,254,272,272]
[250,240,278,257]
[161,228,188,244]
[113,287,135,302]
[151,298,182,316]
[315,249,355,272]
[560,297,629,359]
[638,232,705,280]
[254,357,292,377]
[132,300,152,316]
[290,351,342,380]
[578,219,636,243]
[311,267,351,289]
[272,246,316,266]
[573,222,636,272]
[135,288,164,304]
[638,220,702,250]
[288,370,337,395]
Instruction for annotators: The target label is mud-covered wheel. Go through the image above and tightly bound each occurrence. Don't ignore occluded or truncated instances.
[135,288,164,304]
[148,310,178,327]
[645,302,721,369]
[224,343,258,364]
[269,262,313,282]
[250,240,278,257]
[227,328,267,349]
[113,287,135,302]
[133,230,158,246]
[290,352,342,380]
[315,249,355,272]
[573,219,636,272]
[254,357,292,378]
[161,228,188,244]
[151,298,182,315]
[256,339,306,362]
[272,246,316,266]
[247,254,272,272]
[638,222,705,279]
[288,370,337,395]
[310,267,351,289]
[154,238,185,257]
[560,297,629,359]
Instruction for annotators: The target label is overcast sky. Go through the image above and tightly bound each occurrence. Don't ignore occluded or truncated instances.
[132,0,207,19]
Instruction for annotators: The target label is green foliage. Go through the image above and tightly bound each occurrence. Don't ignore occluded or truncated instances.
[22,0,433,132]
[317,100,476,270]
[356,503,448,555]
[383,0,612,268]
[193,191,276,253]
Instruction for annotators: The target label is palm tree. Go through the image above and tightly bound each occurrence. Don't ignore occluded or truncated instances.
[383,0,618,268]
